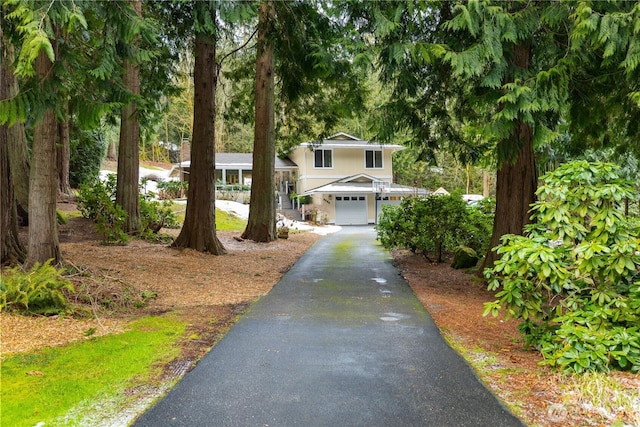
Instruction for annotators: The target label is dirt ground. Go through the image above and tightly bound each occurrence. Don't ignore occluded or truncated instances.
[2,207,639,427]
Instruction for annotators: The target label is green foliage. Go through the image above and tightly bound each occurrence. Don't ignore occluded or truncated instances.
[484,161,640,373]
[69,128,108,188]
[0,260,74,315]
[377,193,493,263]
[139,182,180,243]
[77,174,129,244]
[77,175,179,244]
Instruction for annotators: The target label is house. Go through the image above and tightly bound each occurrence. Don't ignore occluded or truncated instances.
[288,132,426,225]
[170,132,426,225]
[171,153,298,188]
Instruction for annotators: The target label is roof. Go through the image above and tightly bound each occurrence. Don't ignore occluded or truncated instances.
[433,187,450,195]
[299,132,405,151]
[303,174,427,196]
[174,154,298,170]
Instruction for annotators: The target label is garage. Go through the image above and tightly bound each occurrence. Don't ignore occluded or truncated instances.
[335,195,368,225]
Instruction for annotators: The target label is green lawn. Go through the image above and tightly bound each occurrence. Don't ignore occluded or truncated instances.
[166,203,246,232]
[1,315,186,427]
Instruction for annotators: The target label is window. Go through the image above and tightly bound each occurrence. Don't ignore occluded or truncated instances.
[365,150,383,168]
[314,149,332,168]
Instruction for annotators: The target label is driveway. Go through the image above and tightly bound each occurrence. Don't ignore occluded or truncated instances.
[134,226,524,426]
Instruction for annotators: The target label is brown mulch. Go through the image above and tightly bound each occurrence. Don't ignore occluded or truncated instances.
[2,208,639,426]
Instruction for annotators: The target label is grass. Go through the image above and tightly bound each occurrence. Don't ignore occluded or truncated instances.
[164,202,246,232]
[562,372,640,426]
[0,315,186,427]
[216,209,247,231]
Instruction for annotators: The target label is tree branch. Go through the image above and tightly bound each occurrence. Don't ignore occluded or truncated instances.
[218,28,259,67]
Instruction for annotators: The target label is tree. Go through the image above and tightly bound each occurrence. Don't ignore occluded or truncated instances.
[0,23,26,265]
[171,2,229,254]
[116,0,143,235]
[57,101,73,197]
[354,1,572,270]
[26,47,61,266]
[1,6,30,223]
[242,0,276,242]
[239,0,368,242]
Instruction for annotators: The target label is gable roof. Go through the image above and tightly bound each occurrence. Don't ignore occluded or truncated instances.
[299,132,405,151]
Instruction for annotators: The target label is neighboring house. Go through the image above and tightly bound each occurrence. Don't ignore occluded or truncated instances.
[289,132,426,225]
[171,153,297,188]
[170,132,426,225]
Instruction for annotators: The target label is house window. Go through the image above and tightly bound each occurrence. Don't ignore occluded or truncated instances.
[365,150,383,168]
[314,149,333,168]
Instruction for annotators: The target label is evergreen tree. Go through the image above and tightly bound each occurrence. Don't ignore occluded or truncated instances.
[170,0,255,254]
[242,0,276,242]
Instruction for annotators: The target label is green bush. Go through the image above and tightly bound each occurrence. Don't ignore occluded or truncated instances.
[77,175,179,244]
[484,161,640,373]
[0,260,75,315]
[376,193,493,263]
[69,128,107,188]
[139,181,180,243]
[77,174,129,244]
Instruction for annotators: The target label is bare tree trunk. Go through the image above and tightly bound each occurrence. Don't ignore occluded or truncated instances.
[57,102,73,197]
[106,141,117,161]
[0,30,26,265]
[26,49,61,267]
[2,34,30,222]
[480,42,537,272]
[482,170,490,198]
[116,0,141,234]
[242,0,277,242]
[171,35,225,254]
[481,124,537,271]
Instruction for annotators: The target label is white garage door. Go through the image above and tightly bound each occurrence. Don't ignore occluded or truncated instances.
[335,195,368,225]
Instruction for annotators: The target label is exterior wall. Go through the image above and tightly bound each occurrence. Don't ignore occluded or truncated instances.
[292,145,395,194]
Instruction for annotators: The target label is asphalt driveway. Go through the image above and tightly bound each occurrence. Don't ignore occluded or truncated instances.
[134,226,524,427]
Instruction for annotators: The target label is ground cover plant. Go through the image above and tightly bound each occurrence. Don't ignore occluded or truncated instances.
[484,161,640,373]
[0,260,74,315]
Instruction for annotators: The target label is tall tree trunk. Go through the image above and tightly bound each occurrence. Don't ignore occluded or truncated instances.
[116,0,141,234]
[2,34,30,223]
[106,141,117,161]
[480,42,537,272]
[0,29,26,265]
[57,102,73,197]
[171,35,225,254]
[242,0,277,242]
[26,49,61,267]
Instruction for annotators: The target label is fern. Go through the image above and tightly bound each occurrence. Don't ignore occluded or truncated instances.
[0,260,75,315]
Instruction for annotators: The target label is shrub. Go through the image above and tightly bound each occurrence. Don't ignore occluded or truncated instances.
[376,193,493,262]
[77,175,179,244]
[484,161,640,373]
[77,174,129,244]
[0,260,75,315]
[69,128,107,188]
[139,186,180,243]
